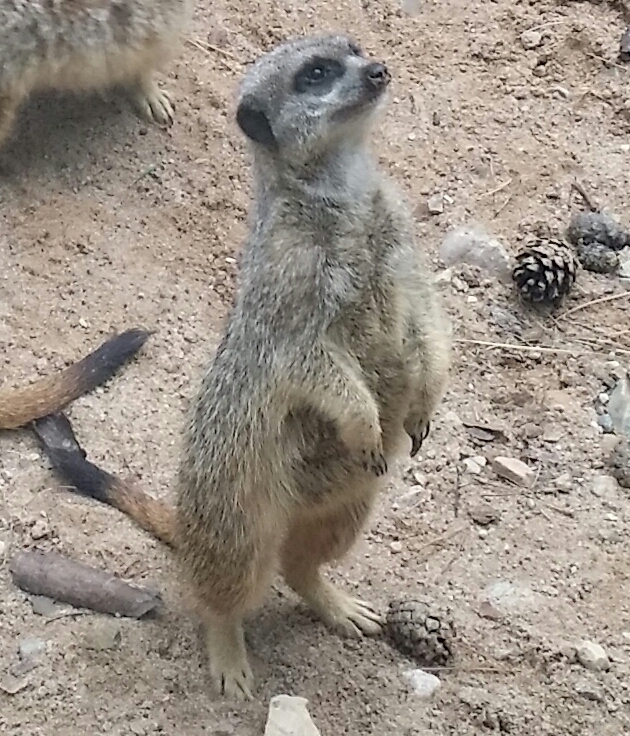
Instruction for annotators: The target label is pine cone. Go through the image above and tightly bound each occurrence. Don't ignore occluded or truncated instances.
[576,241,619,274]
[512,238,577,305]
[386,598,455,666]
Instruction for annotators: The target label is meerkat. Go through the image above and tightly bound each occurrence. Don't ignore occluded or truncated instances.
[36,33,451,701]
[0,0,192,150]
[0,328,151,429]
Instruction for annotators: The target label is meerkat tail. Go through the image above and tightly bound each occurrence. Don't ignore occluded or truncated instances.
[33,413,176,548]
[0,328,153,430]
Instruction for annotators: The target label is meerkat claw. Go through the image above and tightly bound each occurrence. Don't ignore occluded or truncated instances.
[409,421,431,457]
[363,450,388,476]
[134,82,174,127]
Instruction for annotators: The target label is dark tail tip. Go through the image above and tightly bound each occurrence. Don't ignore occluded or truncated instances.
[83,328,154,383]
[33,413,115,506]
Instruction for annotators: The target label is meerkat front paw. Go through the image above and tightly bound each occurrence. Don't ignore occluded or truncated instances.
[339,413,387,476]
[133,78,174,127]
[404,416,431,457]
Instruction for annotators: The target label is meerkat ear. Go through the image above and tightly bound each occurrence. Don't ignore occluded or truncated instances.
[236,100,276,148]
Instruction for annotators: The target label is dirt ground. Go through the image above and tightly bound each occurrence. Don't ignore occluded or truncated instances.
[2,0,630,733]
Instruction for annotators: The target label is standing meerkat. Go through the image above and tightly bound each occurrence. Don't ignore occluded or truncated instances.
[0,0,192,150]
[36,33,451,700]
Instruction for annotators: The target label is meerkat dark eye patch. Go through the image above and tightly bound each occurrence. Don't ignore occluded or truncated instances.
[348,42,363,57]
[236,102,276,148]
[293,57,345,94]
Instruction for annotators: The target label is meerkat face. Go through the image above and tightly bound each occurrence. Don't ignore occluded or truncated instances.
[236,34,391,160]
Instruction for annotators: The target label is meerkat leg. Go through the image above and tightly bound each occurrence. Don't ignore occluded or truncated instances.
[281,495,384,637]
[131,73,174,127]
[0,93,23,149]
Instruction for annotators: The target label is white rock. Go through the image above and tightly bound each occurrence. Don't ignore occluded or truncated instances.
[427,193,444,214]
[403,669,442,698]
[438,225,512,281]
[0,540,5,558]
[576,641,610,672]
[492,456,536,488]
[591,475,618,498]
[520,30,543,49]
[264,695,321,736]
[464,457,483,474]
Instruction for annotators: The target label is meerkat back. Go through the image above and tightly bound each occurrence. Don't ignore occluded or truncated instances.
[0,0,192,149]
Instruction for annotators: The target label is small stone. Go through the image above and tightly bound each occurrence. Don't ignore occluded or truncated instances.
[463,457,483,474]
[427,194,444,214]
[575,680,604,701]
[390,541,403,553]
[0,674,31,695]
[403,669,442,698]
[598,413,614,434]
[492,456,536,488]
[19,638,46,660]
[439,225,512,281]
[576,640,610,671]
[477,600,503,621]
[554,472,573,494]
[30,595,61,617]
[520,30,543,49]
[264,694,321,736]
[30,519,50,540]
[0,539,5,558]
[484,580,539,614]
[468,502,500,526]
[545,389,574,412]
[608,375,630,438]
[84,620,122,651]
[592,475,618,498]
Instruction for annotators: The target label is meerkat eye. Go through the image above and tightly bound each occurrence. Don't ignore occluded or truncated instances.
[349,42,363,57]
[294,58,345,93]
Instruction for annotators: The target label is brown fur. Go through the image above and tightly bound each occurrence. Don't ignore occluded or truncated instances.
[38,34,451,701]
[0,0,192,150]
[0,329,151,430]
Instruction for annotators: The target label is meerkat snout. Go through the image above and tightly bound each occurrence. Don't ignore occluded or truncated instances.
[363,62,391,92]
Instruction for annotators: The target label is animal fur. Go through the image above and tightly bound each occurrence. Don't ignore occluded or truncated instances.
[0,0,192,149]
[37,33,451,701]
[0,328,151,429]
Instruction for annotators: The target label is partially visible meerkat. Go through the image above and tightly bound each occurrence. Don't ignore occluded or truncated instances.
[36,33,451,701]
[0,328,151,429]
[0,0,192,150]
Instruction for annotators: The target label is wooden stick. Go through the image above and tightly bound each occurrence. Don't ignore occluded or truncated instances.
[10,550,163,619]
[557,291,630,320]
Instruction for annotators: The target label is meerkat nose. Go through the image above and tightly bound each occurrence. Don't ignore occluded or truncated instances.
[364,63,391,90]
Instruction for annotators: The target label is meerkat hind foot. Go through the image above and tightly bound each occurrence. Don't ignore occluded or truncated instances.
[301,576,384,638]
[205,618,254,701]
[132,79,174,127]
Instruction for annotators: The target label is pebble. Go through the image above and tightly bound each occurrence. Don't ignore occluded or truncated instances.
[463,457,483,474]
[484,580,539,614]
[438,225,512,281]
[566,211,630,251]
[492,456,536,488]
[592,475,618,498]
[427,193,444,214]
[468,502,500,526]
[574,680,604,702]
[608,375,630,438]
[30,595,61,618]
[576,640,610,672]
[84,620,122,651]
[598,413,614,434]
[19,638,46,660]
[0,539,5,558]
[30,519,50,540]
[520,30,543,49]
[553,472,573,494]
[264,695,321,736]
[403,669,442,698]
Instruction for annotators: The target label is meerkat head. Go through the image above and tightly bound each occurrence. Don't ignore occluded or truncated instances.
[235,34,391,163]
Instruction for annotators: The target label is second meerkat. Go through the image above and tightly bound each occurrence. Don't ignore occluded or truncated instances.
[0,0,191,150]
[38,34,451,699]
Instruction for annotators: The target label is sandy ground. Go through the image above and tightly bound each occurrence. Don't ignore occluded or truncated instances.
[1,0,630,733]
